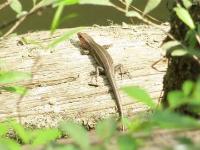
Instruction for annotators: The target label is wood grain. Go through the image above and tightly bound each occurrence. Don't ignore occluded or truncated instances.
[0,25,169,128]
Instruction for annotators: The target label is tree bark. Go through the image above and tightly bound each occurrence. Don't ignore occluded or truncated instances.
[0,25,169,128]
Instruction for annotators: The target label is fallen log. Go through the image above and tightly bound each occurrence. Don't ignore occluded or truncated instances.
[0,24,169,128]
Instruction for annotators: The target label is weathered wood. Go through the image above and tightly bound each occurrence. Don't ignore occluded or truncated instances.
[0,25,169,128]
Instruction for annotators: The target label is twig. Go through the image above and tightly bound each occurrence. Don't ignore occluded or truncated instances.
[17,56,41,123]
[2,3,51,37]
[196,34,200,46]
[0,0,10,11]
[118,0,162,24]
[112,1,177,42]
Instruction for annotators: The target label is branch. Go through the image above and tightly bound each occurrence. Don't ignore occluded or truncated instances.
[1,3,51,37]
[0,0,10,11]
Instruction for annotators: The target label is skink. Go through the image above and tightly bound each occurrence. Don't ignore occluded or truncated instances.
[77,32,124,123]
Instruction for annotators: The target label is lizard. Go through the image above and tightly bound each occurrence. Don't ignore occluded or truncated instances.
[77,32,124,129]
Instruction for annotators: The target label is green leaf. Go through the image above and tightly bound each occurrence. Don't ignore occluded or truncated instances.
[0,138,21,150]
[0,71,31,83]
[48,27,82,48]
[122,86,156,108]
[79,0,112,6]
[59,121,90,150]
[182,0,192,9]
[185,29,197,48]
[117,135,137,150]
[126,11,142,19]
[152,110,200,129]
[182,80,194,96]
[171,48,188,56]
[162,41,181,49]
[174,4,195,29]
[55,0,79,6]
[162,40,181,51]
[10,0,22,14]
[0,123,9,136]
[162,40,192,56]
[10,120,30,144]
[143,0,162,15]
[51,4,64,33]
[167,91,186,109]
[16,11,28,18]
[193,78,200,100]
[38,0,55,7]
[96,119,117,141]
[1,86,28,95]
[31,128,61,146]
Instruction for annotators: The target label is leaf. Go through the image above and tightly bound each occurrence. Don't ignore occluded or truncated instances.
[126,11,142,19]
[162,41,190,56]
[48,27,82,48]
[161,40,181,51]
[167,91,187,109]
[31,128,61,146]
[185,29,197,48]
[0,71,31,83]
[0,123,9,136]
[193,78,200,100]
[55,0,79,6]
[122,86,156,108]
[117,135,137,150]
[182,0,192,9]
[59,121,90,150]
[182,80,194,96]
[79,0,112,6]
[152,110,200,129]
[10,0,22,14]
[51,4,64,33]
[143,0,162,15]
[171,48,188,56]
[16,11,28,18]
[96,119,117,141]
[10,120,30,144]
[38,0,55,7]
[1,86,28,95]
[174,4,195,29]
[0,138,21,150]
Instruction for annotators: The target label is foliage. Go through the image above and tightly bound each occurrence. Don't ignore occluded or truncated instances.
[0,0,200,150]
[1,78,200,150]
[0,119,61,149]
[0,71,31,95]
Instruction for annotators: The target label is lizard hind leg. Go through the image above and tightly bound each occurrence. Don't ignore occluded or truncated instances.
[114,64,132,80]
[88,66,104,87]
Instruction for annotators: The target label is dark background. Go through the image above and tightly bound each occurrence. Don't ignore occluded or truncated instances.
[0,0,170,34]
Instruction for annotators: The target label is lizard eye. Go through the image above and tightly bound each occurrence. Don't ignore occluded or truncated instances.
[77,33,82,39]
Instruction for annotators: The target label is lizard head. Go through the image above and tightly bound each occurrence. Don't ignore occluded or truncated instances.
[77,32,93,49]
[77,32,93,44]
